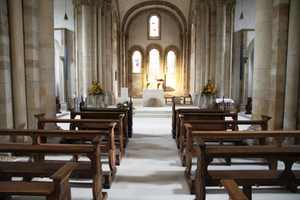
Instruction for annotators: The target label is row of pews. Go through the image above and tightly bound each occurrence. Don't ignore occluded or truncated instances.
[0,97,133,200]
[171,96,300,200]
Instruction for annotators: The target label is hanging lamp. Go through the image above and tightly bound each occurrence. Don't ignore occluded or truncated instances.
[239,0,245,20]
[64,0,68,20]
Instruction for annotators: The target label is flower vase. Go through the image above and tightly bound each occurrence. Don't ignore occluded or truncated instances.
[202,95,214,109]
[92,95,105,108]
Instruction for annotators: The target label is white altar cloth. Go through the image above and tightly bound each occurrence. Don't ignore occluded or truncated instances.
[143,89,164,107]
[214,98,234,104]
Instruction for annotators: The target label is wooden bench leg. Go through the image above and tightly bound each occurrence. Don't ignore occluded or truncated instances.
[243,186,252,200]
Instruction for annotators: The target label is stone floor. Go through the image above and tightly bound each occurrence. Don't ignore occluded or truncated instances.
[9,98,300,199]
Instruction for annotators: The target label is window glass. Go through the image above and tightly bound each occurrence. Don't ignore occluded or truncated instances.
[149,15,159,37]
[167,51,175,73]
[132,51,141,73]
[149,49,159,73]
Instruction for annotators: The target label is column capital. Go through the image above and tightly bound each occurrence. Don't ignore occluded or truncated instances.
[73,0,102,6]
[216,0,228,7]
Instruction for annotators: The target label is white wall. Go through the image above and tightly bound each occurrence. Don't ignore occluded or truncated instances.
[234,0,256,31]
[54,0,74,31]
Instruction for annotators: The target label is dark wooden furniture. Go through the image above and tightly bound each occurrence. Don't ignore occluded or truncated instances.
[184,117,271,194]
[35,113,124,166]
[165,96,173,104]
[192,130,300,200]
[79,96,133,138]
[245,97,252,114]
[0,163,77,200]
[183,96,192,104]
[0,129,112,199]
[221,179,249,200]
[176,110,238,150]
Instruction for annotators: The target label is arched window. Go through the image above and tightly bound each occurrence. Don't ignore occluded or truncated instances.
[148,14,160,39]
[167,51,176,73]
[149,49,159,73]
[132,51,141,73]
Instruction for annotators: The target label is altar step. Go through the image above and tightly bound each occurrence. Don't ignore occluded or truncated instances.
[133,109,172,118]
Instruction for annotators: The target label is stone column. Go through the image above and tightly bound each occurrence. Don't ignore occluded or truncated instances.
[205,5,210,83]
[200,3,207,88]
[252,0,272,120]
[184,32,189,95]
[97,5,102,85]
[82,4,92,97]
[9,0,28,133]
[0,0,13,134]
[284,0,300,132]
[225,2,235,98]
[215,1,227,98]
[210,1,217,84]
[91,4,97,82]
[23,0,41,129]
[101,2,107,91]
[195,4,201,93]
[268,1,289,130]
[39,0,56,128]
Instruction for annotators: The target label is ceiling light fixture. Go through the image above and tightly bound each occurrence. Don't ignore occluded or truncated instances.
[64,0,68,20]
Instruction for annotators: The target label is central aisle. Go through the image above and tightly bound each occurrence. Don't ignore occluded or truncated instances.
[104,118,193,200]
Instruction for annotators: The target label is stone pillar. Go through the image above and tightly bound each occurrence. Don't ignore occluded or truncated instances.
[101,2,107,92]
[91,4,97,82]
[252,0,272,120]
[284,0,300,132]
[215,1,227,98]
[23,0,41,129]
[195,4,201,93]
[268,1,289,130]
[82,4,92,97]
[225,2,235,98]
[200,3,207,88]
[205,5,210,84]
[183,32,189,95]
[97,5,102,85]
[39,0,56,123]
[0,0,13,135]
[9,0,28,134]
[209,2,217,84]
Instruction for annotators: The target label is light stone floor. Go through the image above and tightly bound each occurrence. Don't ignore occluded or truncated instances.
[11,98,300,199]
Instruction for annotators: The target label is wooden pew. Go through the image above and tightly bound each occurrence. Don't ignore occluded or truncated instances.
[175,109,238,149]
[70,108,128,149]
[221,179,249,200]
[79,96,133,138]
[34,113,124,166]
[0,129,112,199]
[184,117,271,194]
[184,115,272,173]
[177,110,239,162]
[171,95,228,139]
[192,130,300,200]
[0,163,77,200]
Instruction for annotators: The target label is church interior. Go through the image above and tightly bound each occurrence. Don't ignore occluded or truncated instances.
[0,0,300,199]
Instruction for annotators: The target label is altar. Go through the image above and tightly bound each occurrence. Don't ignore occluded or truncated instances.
[143,89,164,107]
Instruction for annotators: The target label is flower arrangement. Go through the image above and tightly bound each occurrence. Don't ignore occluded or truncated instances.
[90,81,104,97]
[201,80,215,95]
[116,101,129,108]
[116,101,136,110]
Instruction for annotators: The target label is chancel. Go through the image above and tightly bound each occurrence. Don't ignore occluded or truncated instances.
[0,0,300,199]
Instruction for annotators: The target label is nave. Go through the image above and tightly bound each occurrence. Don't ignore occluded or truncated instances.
[9,101,300,200]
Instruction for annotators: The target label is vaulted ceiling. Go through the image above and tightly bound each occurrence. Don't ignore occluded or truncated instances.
[118,0,191,33]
